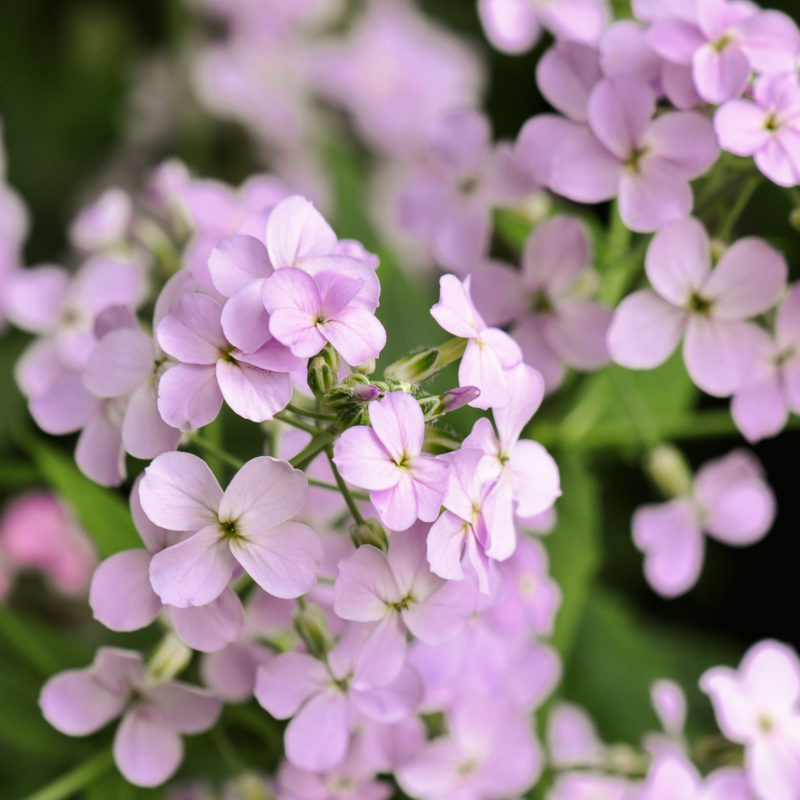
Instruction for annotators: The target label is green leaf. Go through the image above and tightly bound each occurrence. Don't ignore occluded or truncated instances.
[22,437,139,557]
[545,451,601,658]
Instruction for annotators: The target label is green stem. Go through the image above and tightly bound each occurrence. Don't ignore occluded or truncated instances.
[717,174,761,242]
[608,366,661,449]
[325,447,366,525]
[212,726,247,773]
[307,476,369,500]
[23,751,114,800]
[190,434,244,470]
[274,411,320,436]
[286,403,335,421]
[289,428,338,470]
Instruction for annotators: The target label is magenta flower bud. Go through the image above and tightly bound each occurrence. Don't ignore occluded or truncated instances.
[351,384,381,403]
[439,385,481,413]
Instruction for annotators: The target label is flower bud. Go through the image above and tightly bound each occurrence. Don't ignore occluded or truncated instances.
[307,345,340,398]
[384,337,467,383]
[293,602,334,659]
[645,444,692,499]
[350,517,388,551]
[230,772,276,800]
[147,632,193,683]
[437,385,480,413]
[352,358,377,375]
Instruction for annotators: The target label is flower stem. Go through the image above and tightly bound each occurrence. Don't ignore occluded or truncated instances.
[717,174,761,242]
[307,476,369,500]
[289,428,338,470]
[325,447,366,525]
[286,402,335,421]
[0,607,60,676]
[274,411,320,435]
[190,433,244,470]
[22,751,114,800]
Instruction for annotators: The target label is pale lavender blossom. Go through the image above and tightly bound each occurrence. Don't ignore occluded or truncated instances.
[333,524,476,688]
[255,625,422,772]
[546,702,605,770]
[646,0,800,104]
[608,217,786,397]
[430,274,522,409]
[396,696,542,799]
[156,292,303,429]
[69,187,132,252]
[715,72,800,187]
[639,752,752,800]
[141,452,322,606]
[732,284,800,442]
[470,217,611,392]
[333,392,449,531]
[40,648,221,787]
[633,450,775,597]
[546,773,635,800]
[478,0,609,55]
[396,108,535,273]
[546,78,718,232]
[427,448,516,594]
[90,480,245,653]
[701,640,800,800]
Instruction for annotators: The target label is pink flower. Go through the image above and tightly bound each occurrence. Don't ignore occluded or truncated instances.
[463,364,561,519]
[546,702,605,770]
[396,696,542,799]
[69,187,132,252]
[478,0,609,55]
[731,284,800,442]
[646,0,800,104]
[396,108,534,273]
[427,448,516,594]
[333,392,449,531]
[701,640,800,800]
[547,773,635,800]
[471,217,611,392]
[0,492,95,595]
[141,452,322,607]
[255,625,422,772]
[715,72,800,188]
[333,524,476,688]
[547,78,718,232]
[430,274,522,409]
[263,266,386,367]
[633,450,775,597]
[639,751,751,800]
[156,291,303,429]
[608,217,787,397]
[40,648,220,787]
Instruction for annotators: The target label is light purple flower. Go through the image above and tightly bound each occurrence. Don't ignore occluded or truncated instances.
[333,524,476,688]
[427,447,516,594]
[156,291,303,429]
[608,217,787,397]
[471,217,611,392]
[463,363,561,519]
[431,274,522,409]
[69,187,132,252]
[701,640,800,800]
[732,284,800,442]
[309,0,484,156]
[90,480,245,653]
[396,696,541,799]
[333,392,449,531]
[646,0,800,104]
[255,625,422,772]
[639,751,752,800]
[716,72,800,187]
[397,108,535,273]
[546,702,605,770]
[141,452,322,606]
[633,450,775,597]
[547,78,718,232]
[478,0,609,55]
[547,772,635,800]
[40,648,221,787]
[262,267,386,366]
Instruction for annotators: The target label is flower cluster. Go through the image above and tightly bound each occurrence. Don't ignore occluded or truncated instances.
[0,0,798,797]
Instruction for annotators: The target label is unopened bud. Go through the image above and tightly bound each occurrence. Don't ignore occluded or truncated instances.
[352,358,377,375]
[350,517,388,551]
[307,345,340,398]
[790,207,800,232]
[437,386,480,413]
[293,602,334,659]
[231,772,276,800]
[384,338,467,383]
[645,444,692,499]
[147,632,192,683]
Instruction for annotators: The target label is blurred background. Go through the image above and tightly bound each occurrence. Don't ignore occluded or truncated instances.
[0,0,799,796]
